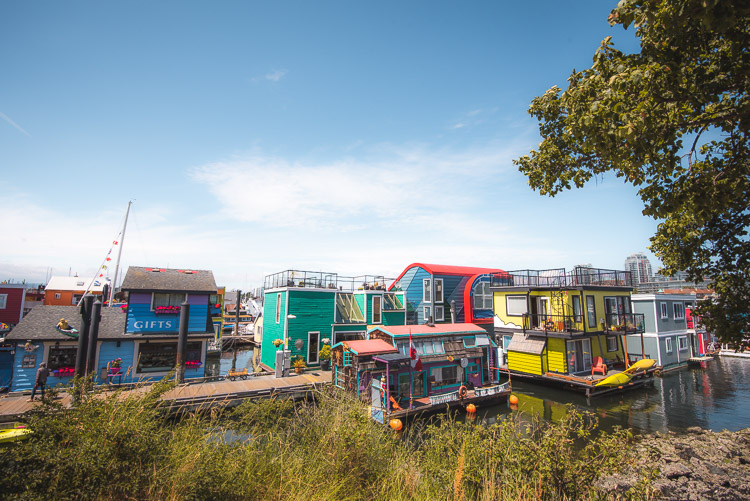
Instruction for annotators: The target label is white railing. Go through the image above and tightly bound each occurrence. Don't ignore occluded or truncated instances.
[429,390,459,405]
[474,382,510,397]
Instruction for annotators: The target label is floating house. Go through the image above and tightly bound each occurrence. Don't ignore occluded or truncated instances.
[390,263,506,332]
[625,293,698,371]
[43,276,108,305]
[0,284,27,331]
[331,323,509,421]
[491,267,654,396]
[4,266,217,391]
[260,269,406,371]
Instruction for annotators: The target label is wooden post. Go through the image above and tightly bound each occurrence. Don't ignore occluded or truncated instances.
[622,334,630,369]
[86,300,102,376]
[176,301,190,384]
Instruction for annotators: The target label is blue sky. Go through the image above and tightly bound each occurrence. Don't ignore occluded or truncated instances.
[0,1,660,291]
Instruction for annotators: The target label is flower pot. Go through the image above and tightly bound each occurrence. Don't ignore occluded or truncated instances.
[320,359,330,371]
[294,367,304,374]
[109,367,121,375]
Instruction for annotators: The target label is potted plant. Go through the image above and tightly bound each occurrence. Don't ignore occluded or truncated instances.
[319,344,332,370]
[109,358,122,374]
[272,338,284,349]
[293,357,306,374]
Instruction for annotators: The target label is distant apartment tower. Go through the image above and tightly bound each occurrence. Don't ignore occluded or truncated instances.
[624,253,653,284]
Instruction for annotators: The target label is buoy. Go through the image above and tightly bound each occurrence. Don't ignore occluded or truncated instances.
[466,403,476,414]
[509,403,518,411]
[389,419,403,431]
[509,394,519,405]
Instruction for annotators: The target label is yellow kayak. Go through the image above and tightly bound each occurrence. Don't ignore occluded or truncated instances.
[595,372,632,387]
[0,424,31,444]
[624,359,657,374]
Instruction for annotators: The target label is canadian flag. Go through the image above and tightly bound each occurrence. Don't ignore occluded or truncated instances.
[409,331,422,371]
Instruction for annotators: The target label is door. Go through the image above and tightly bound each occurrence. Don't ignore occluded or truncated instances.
[604,297,618,327]
[307,331,320,364]
[566,339,592,373]
[412,371,425,398]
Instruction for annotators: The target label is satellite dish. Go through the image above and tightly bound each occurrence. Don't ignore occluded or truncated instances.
[460,358,468,368]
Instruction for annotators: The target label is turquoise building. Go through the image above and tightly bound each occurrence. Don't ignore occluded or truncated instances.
[260,270,407,370]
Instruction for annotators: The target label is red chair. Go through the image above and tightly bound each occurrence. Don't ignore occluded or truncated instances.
[592,356,607,376]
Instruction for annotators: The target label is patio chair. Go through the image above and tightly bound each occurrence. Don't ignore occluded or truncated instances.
[591,356,607,376]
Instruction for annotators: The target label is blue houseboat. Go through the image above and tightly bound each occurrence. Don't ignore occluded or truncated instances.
[5,266,217,391]
[390,263,506,333]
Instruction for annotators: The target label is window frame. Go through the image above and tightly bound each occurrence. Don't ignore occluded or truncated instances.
[275,293,281,323]
[434,305,445,322]
[424,305,432,321]
[660,302,669,319]
[606,336,618,352]
[372,295,382,324]
[434,278,443,303]
[677,336,689,351]
[572,295,582,322]
[673,302,685,320]
[151,292,187,311]
[665,337,673,353]
[0,294,6,309]
[423,278,432,303]
[586,295,596,328]
[506,295,528,316]
[307,331,320,364]
[473,281,493,310]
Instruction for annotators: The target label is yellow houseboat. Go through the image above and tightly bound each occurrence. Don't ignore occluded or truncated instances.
[490,267,658,397]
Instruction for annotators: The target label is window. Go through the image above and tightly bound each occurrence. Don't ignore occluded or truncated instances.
[506,295,528,316]
[424,305,432,321]
[423,279,431,303]
[308,332,319,364]
[430,365,462,387]
[22,354,37,368]
[372,296,382,324]
[586,296,596,327]
[434,305,444,321]
[47,346,77,371]
[606,336,618,352]
[660,302,669,319]
[463,336,476,348]
[72,294,82,305]
[673,302,685,320]
[572,295,582,322]
[397,341,408,356]
[665,337,673,353]
[0,294,6,309]
[473,281,493,309]
[435,279,443,303]
[54,293,61,300]
[431,340,445,354]
[275,293,281,323]
[678,336,689,351]
[152,293,186,309]
[423,340,434,355]
[137,341,201,373]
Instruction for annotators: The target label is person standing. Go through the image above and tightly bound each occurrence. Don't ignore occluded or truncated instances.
[28,362,49,401]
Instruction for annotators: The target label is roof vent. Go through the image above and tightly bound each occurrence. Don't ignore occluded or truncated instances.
[146,268,165,273]
[76,281,84,286]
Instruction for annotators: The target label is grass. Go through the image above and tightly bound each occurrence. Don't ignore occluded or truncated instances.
[0,378,655,500]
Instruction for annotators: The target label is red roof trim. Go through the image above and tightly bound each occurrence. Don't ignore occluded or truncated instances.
[389,263,506,290]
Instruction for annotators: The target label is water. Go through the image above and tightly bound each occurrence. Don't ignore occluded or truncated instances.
[205,347,256,376]
[478,356,750,434]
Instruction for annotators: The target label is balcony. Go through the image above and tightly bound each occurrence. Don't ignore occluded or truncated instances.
[604,313,646,334]
[490,268,633,288]
[522,313,586,334]
[264,269,393,292]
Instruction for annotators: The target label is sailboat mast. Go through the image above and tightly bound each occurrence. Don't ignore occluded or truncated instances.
[109,201,132,306]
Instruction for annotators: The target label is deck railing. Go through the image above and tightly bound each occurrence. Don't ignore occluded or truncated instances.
[523,313,587,334]
[264,269,394,291]
[491,268,633,288]
[428,390,459,405]
[604,313,646,334]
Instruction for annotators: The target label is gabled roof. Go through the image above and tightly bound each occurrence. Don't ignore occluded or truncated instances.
[368,323,487,338]
[121,267,217,293]
[332,339,397,356]
[5,305,126,341]
[45,276,106,292]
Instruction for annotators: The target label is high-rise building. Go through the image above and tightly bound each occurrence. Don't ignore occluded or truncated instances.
[624,252,653,284]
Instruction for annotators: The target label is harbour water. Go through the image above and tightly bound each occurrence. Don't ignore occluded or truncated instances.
[207,348,750,434]
[480,356,750,434]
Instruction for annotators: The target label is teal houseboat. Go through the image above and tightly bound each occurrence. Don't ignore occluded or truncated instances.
[260,269,406,371]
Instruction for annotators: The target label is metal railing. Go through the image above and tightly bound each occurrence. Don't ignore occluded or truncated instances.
[604,313,645,334]
[523,313,586,334]
[491,268,633,288]
[264,269,394,291]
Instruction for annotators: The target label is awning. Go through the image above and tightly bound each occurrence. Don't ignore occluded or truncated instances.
[373,353,412,364]
[506,333,546,355]
[476,334,491,346]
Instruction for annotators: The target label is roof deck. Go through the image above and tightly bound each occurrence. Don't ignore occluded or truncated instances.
[264,269,395,292]
[490,267,633,289]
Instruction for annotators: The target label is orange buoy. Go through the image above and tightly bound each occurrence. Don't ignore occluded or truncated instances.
[509,394,519,405]
[509,403,518,411]
[466,403,476,414]
[389,419,403,431]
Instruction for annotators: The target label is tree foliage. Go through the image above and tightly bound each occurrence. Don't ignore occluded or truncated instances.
[515,0,750,344]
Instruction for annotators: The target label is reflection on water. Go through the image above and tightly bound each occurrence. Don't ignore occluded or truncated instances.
[205,347,256,377]
[478,357,750,434]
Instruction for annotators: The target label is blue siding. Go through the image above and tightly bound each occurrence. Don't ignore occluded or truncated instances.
[97,340,136,384]
[439,274,467,323]
[11,342,43,391]
[127,303,210,334]
[401,266,430,324]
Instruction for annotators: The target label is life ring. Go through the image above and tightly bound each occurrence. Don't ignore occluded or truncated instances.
[458,385,468,399]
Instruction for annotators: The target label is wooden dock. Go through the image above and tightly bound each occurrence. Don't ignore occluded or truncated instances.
[0,371,331,423]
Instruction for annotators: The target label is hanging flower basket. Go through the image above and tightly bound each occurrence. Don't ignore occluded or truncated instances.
[155,306,181,315]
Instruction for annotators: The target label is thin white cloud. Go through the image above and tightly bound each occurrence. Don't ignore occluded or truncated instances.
[265,69,287,82]
[0,111,31,137]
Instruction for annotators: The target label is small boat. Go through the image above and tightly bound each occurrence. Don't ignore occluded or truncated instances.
[595,372,632,387]
[0,423,31,444]
[624,359,657,374]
